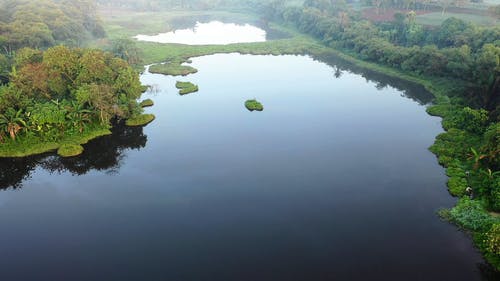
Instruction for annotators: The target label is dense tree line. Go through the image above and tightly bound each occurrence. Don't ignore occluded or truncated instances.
[0,0,105,54]
[267,1,499,111]
[96,0,284,11]
[0,46,143,143]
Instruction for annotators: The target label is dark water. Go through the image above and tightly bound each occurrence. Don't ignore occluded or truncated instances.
[0,54,496,281]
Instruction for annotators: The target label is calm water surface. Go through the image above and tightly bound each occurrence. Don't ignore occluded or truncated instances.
[134,21,267,44]
[0,53,496,280]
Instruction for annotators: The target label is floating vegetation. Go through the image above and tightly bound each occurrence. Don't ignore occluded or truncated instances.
[149,62,198,76]
[245,99,264,111]
[126,114,156,126]
[140,99,154,107]
[175,81,199,95]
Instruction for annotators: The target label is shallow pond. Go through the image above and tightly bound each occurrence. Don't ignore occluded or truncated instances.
[134,21,267,44]
[0,53,497,280]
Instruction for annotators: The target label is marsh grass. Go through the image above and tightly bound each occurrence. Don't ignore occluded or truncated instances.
[125,114,155,126]
[245,99,264,111]
[57,144,84,157]
[149,61,198,76]
[140,99,154,107]
[175,81,199,95]
[0,125,111,158]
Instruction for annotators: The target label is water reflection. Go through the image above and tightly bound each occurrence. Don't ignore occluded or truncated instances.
[315,52,435,105]
[0,121,147,190]
[162,16,290,41]
[135,21,267,45]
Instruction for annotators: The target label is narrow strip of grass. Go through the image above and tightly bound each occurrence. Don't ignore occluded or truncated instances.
[0,125,112,158]
[57,144,84,157]
[125,114,156,126]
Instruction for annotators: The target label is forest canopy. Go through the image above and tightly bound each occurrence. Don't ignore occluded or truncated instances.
[0,0,105,53]
[0,46,143,143]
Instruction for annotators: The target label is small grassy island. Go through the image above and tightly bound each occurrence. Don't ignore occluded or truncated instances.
[140,99,154,108]
[149,61,198,76]
[175,81,199,95]
[245,99,264,111]
[125,114,156,126]
[0,46,151,158]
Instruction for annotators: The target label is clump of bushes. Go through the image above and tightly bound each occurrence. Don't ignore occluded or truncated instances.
[175,81,199,95]
[245,99,264,111]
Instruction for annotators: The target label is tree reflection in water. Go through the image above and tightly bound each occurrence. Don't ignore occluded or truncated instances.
[0,120,147,190]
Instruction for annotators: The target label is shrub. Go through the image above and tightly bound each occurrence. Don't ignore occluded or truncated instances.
[449,198,495,232]
[245,99,264,111]
[485,223,500,255]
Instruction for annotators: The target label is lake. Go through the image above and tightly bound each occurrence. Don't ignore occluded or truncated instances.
[0,52,496,280]
[134,21,267,45]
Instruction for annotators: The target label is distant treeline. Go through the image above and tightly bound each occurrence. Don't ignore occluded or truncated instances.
[96,0,293,11]
[0,0,105,53]
[0,1,146,154]
[263,0,499,112]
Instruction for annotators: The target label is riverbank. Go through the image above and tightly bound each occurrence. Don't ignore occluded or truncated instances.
[0,125,112,158]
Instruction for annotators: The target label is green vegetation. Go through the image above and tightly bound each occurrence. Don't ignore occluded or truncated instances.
[0,0,105,51]
[135,26,318,70]
[149,61,198,76]
[416,12,497,27]
[245,99,264,111]
[57,143,84,157]
[140,99,154,107]
[0,46,148,157]
[440,198,500,269]
[125,113,155,126]
[175,81,199,95]
[0,125,111,157]
[97,8,320,72]
[0,0,498,270]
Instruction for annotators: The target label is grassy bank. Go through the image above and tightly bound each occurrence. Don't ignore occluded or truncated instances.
[58,144,85,157]
[0,125,112,158]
